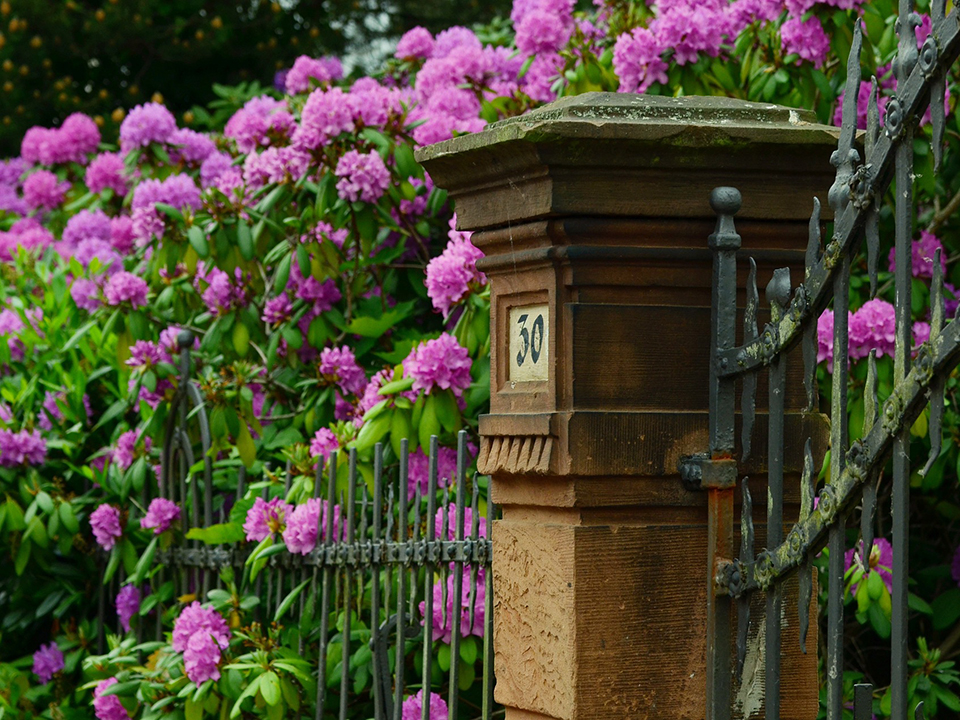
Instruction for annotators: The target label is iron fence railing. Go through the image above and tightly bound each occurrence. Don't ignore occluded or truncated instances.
[97,334,496,720]
[695,2,960,718]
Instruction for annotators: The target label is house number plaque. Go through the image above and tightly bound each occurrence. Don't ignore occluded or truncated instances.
[508,304,549,382]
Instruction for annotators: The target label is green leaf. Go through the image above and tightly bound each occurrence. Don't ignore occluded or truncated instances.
[391,409,414,458]
[155,202,184,221]
[435,390,462,433]
[394,142,421,180]
[103,547,120,585]
[230,675,262,718]
[346,301,416,338]
[237,222,255,261]
[259,671,281,706]
[437,643,451,672]
[909,593,934,615]
[460,636,478,665]
[58,502,80,534]
[185,696,204,720]
[273,254,292,295]
[378,376,414,395]
[186,522,246,545]
[185,227,209,260]
[130,536,159,585]
[62,320,97,351]
[868,602,892,639]
[418,394,441,454]
[274,579,311,622]
[97,680,141,698]
[354,413,391,452]
[232,321,250,357]
[237,423,256,468]
[14,539,30,576]
[932,589,960,630]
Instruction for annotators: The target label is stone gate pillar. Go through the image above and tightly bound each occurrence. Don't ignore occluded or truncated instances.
[417,93,838,720]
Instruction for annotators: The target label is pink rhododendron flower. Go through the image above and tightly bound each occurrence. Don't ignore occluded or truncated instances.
[283,498,342,554]
[844,538,893,594]
[335,149,391,203]
[120,102,177,153]
[401,691,449,720]
[94,678,130,720]
[116,585,141,632]
[90,504,122,551]
[310,428,340,461]
[32,642,64,683]
[419,567,486,644]
[243,497,293,542]
[172,602,231,653]
[23,170,70,212]
[104,272,149,308]
[396,27,435,59]
[141,498,180,534]
[403,334,473,396]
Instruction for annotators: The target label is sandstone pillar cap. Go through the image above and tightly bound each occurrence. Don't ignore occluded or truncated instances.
[416,92,843,227]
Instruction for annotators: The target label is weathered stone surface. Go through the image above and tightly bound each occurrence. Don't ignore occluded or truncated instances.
[416,92,842,227]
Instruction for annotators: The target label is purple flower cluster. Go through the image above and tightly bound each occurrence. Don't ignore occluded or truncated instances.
[403,334,473,396]
[0,428,47,467]
[395,27,435,60]
[0,217,55,261]
[86,152,130,196]
[319,346,368,396]
[167,128,216,166]
[285,55,344,94]
[141,498,180,535]
[172,602,231,684]
[94,678,130,720]
[23,170,71,212]
[407,447,458,498]
[119,102,177,153]
[401,691,449,720]
[104,271,149,308]
[426,217,486,317]
[282,498,343,554]
[225,97,296,154]
[419,567,486,644]
[844,538,893,595]
[335,150,391,204]
[310,428,340,461]
[781,16,831,67]
[243,146,311,189]
[514,0,575,56]
[111,430,153,470]
[90,504,123,551]
[116,585,141,632]
[613,27,669,93]
[197,265,249,316]
[21,113,101,166]
[243,496,293,542]
[888,231,947,279]
[32,642,64,683]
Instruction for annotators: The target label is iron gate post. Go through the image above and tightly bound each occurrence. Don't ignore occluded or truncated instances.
[418,93,837,720]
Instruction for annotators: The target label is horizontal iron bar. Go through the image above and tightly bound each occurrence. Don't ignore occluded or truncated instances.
[158,538,493,570]
[714,9,960,379]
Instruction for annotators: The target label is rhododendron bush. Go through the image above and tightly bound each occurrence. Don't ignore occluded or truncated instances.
[1,0,960,717]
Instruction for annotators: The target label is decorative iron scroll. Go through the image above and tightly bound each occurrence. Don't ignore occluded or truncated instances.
[97,333,495,720]
[701,2,960,719]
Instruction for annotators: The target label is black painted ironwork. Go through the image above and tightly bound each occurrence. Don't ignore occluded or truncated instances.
[96,334,495,720]
[700,2,960,718]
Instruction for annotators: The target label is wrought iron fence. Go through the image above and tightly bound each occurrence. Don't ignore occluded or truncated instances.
[696,2,960,718]
[97,334,496,720]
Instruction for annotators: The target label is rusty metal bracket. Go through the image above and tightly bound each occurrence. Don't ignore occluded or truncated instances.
[678,453,738,491]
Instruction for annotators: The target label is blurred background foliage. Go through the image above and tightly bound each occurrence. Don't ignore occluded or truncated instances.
[0,0,512,155]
